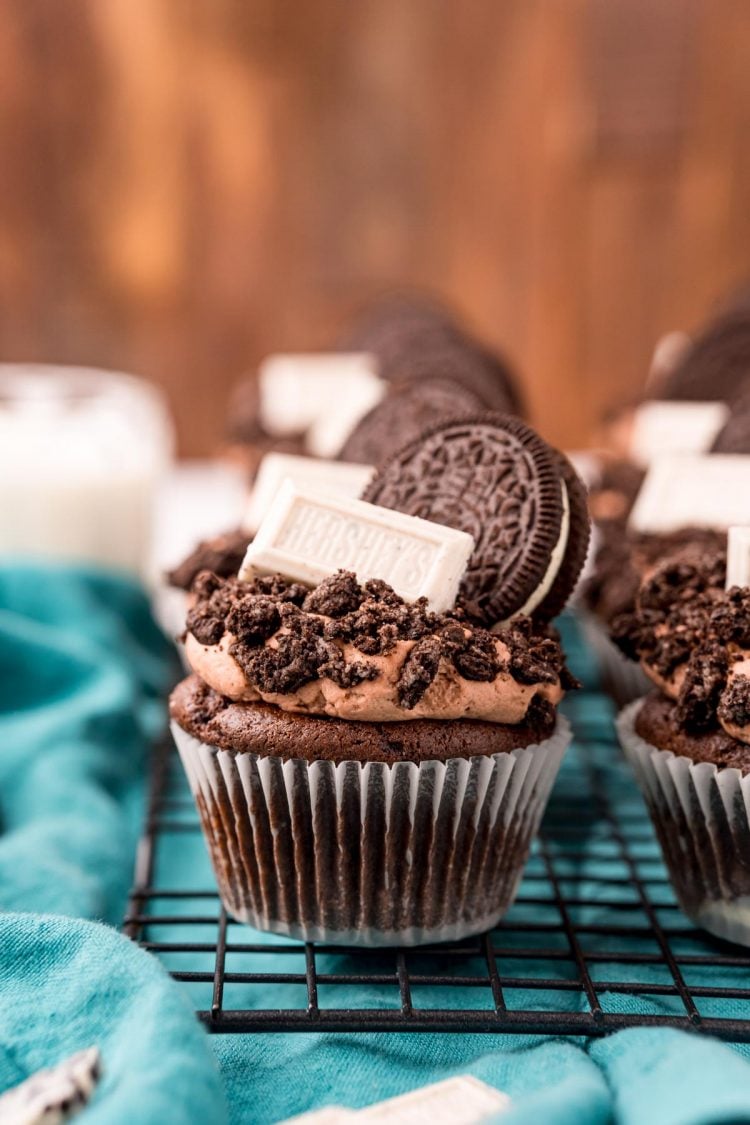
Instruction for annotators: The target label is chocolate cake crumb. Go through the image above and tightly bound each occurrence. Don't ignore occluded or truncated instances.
[245,574,308,604]
[719,675,750,729]
[676,648,728,730]
[445,625,500,681]
[504,621,563,686]
[711,587,750,647]
[303,571,363,617]
[398,637,443,708]
[226,595,281,646]
[186,570,236,646]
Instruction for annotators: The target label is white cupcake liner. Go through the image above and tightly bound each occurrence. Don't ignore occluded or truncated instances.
[617,699,750,947]
[171,716,571,947]
[579,613,651,707]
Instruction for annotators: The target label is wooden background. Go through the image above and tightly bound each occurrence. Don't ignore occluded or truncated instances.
[0,0,749,455]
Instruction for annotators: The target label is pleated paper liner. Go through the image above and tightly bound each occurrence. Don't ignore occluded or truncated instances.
[171,716,571,947]
[618,700,750,947]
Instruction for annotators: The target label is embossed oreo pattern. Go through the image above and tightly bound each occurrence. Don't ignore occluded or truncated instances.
[364,415,565,624]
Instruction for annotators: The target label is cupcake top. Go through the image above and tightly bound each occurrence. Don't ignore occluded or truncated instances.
[183,569,574,725]
[584,525,726,626]
[613,548,750,745]
[167,529,253,591]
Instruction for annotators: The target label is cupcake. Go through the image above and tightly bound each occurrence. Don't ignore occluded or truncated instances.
[582,522,725,705]
[169,415,589,945]
[614,546,750,945]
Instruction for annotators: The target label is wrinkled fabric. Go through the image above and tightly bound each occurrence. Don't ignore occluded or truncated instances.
[3,566,750,1125]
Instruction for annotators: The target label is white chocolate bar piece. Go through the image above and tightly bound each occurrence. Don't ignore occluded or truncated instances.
[239,482,474,612]
[727,526,750,590]
[628,401,729,467]
[359,1076,510,1122]
[243,453,374,533]
[281,1076,510,1125]
[0,1047,101,1125]
[258,353,384,449]
[630,454,750,533]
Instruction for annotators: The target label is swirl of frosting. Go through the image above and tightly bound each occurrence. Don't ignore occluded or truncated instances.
[183,569,570,724]
[612,549,750,745]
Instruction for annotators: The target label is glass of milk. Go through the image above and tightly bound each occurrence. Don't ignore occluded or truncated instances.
[0,365,173,576]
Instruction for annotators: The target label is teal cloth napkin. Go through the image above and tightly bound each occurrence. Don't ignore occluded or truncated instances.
[0,563,225,1123]
[4,564,750,1125]
[0,913,225,1124]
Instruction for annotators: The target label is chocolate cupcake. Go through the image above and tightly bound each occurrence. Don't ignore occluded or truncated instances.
[171,572,572,945]
[614,548,750,945]
[169,419,585,945]
[581,525,725,705]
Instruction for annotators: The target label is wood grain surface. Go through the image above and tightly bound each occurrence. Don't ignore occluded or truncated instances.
[0,0,748,454]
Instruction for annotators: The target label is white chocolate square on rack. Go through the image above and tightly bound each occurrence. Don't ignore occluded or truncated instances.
[628,401,729,467]
[243,453,374,533]
[258,353,385,455]
[629,454,750,534]
[239,482,474,613]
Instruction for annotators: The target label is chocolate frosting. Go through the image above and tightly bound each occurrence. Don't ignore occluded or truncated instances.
[584,526,726,626]
[184,569,575,723]
[613,548,750,744]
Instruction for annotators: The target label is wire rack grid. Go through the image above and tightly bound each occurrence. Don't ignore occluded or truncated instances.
[123,699,750,1040]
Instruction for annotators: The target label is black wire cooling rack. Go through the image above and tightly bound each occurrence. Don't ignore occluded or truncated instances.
[123,702,750,1040]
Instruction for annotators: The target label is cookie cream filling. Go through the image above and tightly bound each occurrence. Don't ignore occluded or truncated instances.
[504,482,570,622]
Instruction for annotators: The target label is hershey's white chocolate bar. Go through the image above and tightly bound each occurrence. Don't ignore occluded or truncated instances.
[628,401,729,466]
[305,368,385,458]
[243,453,374,532]
[239,482,474,612]
[359,1076,510,1122]
[281,1077,510,1125]
[281,1111,356,1124]
[629,454,750,533]
[258,353,384,446]
[0,1047,101,1125]
[727,526,750,589]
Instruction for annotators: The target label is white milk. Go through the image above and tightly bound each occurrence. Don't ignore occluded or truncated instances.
[0,366,173,575]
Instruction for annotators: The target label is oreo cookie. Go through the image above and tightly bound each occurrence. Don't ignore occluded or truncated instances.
[340,292,523,415]
[340,292,461,365]
[385,339,523,415]
[656,312,750,404]
[339,378,485,465]
[363,414,590,624]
